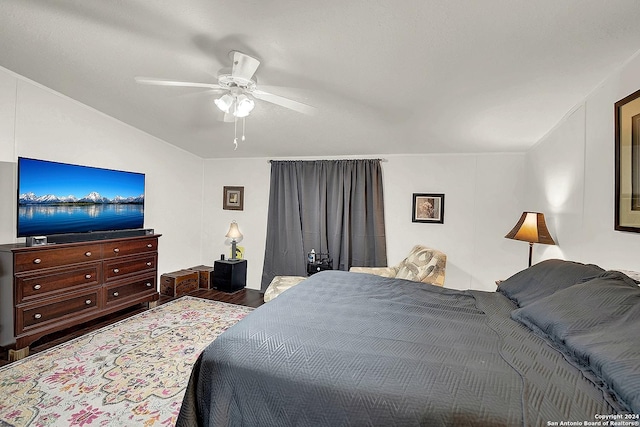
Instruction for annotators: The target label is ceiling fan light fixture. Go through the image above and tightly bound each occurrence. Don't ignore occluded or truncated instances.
[136,51,316,150]
[214,94,234,113]
[234,94,255,118]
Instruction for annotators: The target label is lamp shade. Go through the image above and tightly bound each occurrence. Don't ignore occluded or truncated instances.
[225,221,243,241]
[505,212,555,245]
[234,94,255,118]
[214,94,234,113]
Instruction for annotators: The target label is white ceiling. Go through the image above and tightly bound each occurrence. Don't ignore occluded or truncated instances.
[1,1,640,159]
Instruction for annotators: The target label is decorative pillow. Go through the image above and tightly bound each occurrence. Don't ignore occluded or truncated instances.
[511,271,640,413]
[394,246,446,286]
[395,254,438,282]
[497,259,604,307]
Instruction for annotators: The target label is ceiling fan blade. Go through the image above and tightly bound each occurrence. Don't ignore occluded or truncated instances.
[230,51,260,82]
[253,90,316,115]
[135,77,222,90]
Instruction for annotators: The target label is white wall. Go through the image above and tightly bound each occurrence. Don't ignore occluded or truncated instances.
[203,153,526,291]
[0,71,17,244]
[384,154,528,290]
[0,70,16,163]
[525,105,587,261]
[526,50,640,271]
[0,66,205,276]
[201,158,271,290]
[0,64,537,293]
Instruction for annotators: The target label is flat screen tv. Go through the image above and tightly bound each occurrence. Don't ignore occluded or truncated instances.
[17,157,145,238]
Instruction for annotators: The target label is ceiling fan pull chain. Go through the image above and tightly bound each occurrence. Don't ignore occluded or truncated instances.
[242,117,246,141]
[233,117,239,150]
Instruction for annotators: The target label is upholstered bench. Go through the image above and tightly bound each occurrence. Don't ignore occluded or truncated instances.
[264,275,307,302]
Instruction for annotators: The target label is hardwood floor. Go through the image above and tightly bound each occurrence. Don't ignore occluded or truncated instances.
[0,288,264,366]
[160,288,265,308]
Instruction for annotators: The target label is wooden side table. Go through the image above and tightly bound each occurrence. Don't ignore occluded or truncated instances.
[213,259,247,293]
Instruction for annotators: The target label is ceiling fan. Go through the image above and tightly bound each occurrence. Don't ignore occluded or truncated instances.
[135,51,316,149]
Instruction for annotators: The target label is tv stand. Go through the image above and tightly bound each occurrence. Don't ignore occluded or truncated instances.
[0,234,161,360]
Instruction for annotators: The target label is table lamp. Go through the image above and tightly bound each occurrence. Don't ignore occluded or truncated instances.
[225,220,243,261]
[505,212,556,267]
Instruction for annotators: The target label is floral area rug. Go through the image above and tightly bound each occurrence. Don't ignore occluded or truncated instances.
[0,296,253,426]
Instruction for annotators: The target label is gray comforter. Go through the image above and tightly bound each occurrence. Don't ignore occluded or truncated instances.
[177,270,627,426]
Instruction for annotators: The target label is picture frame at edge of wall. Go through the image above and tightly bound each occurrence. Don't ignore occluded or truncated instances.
[615,88,640,233]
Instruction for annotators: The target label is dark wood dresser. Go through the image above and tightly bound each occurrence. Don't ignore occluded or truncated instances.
[0,234,161,360]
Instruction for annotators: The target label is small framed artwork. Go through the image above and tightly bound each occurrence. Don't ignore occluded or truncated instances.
[615,88,640,232]
[412,193,445,224]
[223,186,244,211]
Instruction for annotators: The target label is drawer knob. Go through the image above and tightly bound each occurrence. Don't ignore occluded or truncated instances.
[34,313,42,319]
[33,258,41,264]
[113,291,119,297]
[113,248,120,253]
[85,299,92,305]
[113,268,120,274]
[146,262,152,267]
[146,282,152,287]
[147,244,153,248]
[85,251,92,257]
[33,284,42,290]
[85,274,92,279]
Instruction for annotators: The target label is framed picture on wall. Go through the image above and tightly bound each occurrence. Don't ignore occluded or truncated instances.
[615,88,640,232]
[223,186,244,211]
[412,193,444,224]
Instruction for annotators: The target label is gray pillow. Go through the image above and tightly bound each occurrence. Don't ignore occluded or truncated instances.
[497,259,604,307]
[511,271,640,413]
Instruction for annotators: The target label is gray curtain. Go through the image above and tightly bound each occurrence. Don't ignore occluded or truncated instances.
[261,159,387,291]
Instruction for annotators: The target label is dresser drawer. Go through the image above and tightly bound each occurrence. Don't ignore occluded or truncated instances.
[14,244,102,273]
[16,263,100,303]
[102,237,158,258]
[103,254,157,282]
[104,275,156,307]
[18,289,100,330]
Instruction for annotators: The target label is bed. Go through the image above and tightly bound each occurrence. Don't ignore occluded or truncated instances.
[176,259,640,426]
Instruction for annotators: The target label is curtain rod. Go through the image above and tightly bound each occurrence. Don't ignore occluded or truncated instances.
[268,158,387,163]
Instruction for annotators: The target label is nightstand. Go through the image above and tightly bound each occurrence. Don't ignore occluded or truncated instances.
[213,259,247,292]
[307,257,333,275]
